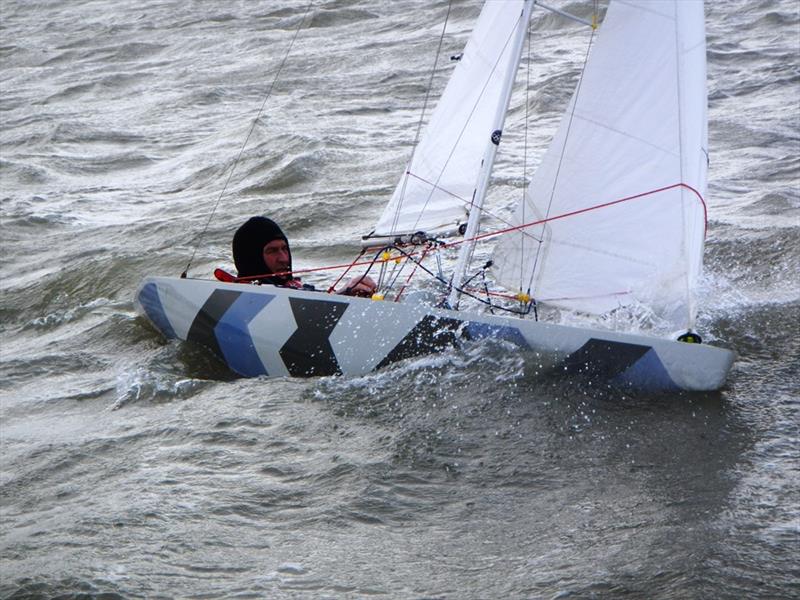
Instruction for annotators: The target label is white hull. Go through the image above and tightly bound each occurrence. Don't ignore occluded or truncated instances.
[135,277,734,392]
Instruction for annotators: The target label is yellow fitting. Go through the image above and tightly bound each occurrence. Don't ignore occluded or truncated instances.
[394,256,402,264]
[381,251,391,262]
[516,292,530,303]
[591,13,598,30]
[371,293,385,301]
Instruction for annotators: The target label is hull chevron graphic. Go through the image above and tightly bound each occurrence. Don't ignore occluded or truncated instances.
[187,289,242,360]
[563,338,653,379]
[138,282,177,339]
[136,278,735,391]
[280,298,348,376]
[377,315,462,369]
[215,292,275,377]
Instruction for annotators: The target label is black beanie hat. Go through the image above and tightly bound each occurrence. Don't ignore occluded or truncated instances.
[232,216,292,281]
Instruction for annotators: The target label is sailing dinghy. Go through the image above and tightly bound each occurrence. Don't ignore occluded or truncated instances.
[136,0,734,391]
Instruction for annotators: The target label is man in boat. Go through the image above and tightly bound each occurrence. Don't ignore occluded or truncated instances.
[232,216,377,296]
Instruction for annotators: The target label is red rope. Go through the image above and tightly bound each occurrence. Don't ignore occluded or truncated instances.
[231,256,401,283]
[225,183,707,283]
[445,182,708,249]
[394,245,431,302]
[326,248,367,293]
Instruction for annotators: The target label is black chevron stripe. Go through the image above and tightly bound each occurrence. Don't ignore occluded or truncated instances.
[562,338,651,379]
[280,298,348,376]
[187,289,242,359]
[376,315,462,370]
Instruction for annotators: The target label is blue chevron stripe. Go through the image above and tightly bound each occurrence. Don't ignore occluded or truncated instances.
[214,292,275,377]
[613,347,678,391]
[138,282,177,339]
[465,322,529,348]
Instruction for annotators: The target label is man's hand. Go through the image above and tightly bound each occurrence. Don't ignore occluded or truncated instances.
[340,275,378,297]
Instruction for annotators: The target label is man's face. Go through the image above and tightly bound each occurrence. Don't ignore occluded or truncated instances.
[262,239,290,275]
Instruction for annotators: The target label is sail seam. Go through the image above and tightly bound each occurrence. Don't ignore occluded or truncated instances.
[400,171,544,244]
[537,290,630,303]
[570,112,681,157]
[404,171,468,203]
[615,0,672,21]
[541,239,656,267]
[408,12,526,235]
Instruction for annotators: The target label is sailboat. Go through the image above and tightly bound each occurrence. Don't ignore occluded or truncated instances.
[135,0,735,391]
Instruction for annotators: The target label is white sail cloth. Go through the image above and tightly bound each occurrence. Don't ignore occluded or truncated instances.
[492,0,708,329]
[371,1,528,239]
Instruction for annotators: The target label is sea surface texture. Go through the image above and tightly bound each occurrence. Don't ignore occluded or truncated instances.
[1,0,798,598]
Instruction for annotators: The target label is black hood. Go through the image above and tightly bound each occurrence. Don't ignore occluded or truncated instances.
[232,216,292,284]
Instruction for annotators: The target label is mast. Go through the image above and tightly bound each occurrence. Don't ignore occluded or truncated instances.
[447,0,535,309]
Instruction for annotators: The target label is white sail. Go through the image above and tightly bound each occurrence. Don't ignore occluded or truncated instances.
[492,0,708,329]
[370,0,528,240]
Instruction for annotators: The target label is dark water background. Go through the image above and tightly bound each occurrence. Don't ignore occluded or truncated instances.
[1,0,798,598]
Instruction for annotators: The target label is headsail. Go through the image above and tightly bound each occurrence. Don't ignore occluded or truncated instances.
[369,0,529,240]
[492,0,708,330]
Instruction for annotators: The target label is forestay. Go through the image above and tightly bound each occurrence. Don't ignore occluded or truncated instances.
[492,0,708,331]
[370,0,528,240]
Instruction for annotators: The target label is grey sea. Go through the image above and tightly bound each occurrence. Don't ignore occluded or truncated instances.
[1,1,798,598]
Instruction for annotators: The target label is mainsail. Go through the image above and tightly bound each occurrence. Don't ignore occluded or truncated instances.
[370,1,529,240]
[492,0,708,330]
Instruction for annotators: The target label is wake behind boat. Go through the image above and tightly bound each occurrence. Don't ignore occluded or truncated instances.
[135,0,735,391]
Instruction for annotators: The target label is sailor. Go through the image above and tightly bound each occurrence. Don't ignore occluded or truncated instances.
[232,216,377,296]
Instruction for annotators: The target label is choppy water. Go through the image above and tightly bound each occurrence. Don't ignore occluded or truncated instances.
[1,0,798,598]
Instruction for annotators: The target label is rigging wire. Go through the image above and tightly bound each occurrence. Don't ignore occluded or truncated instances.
[520,12,533,298]
[227,181,706,306]
[394,244,432,301]
[397,171,543,246]
[389,0,454,235]
[670,0,693,331]
[325,248,367,293]
[524,8,597,295]
[408,10,527,236]
[181,0,314,278]
[377,245,533,316]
